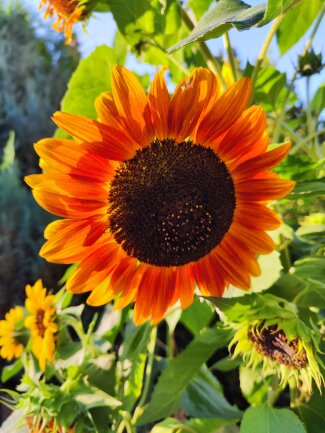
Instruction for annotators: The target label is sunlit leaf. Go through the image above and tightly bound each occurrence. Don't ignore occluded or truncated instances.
[276,0,323,55]
[240,404,307,433]
[168,0,265,52]
[137,327,232,425]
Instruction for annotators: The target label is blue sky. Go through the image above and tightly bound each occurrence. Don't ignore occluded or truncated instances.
[25,0,324,102]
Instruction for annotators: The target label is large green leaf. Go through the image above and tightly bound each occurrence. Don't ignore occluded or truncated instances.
[276,0,323,55]
[181,367,242,419]
[188,0,214,20]
[297,389,325,433]
[258,0,297,25]
[168,0,266,52]
[136,327,232,425]
[61,45,125,118]
[180,299,214,335]
[293,256,325,282]
[240,404,307,433]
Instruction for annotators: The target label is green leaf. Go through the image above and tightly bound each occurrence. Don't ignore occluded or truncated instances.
[240,404,307,433]
[168,0,266,53]
[1,359,23,383]
[252,66,288,109]
[311,83,325,115]
[258,0,296,26]
[186,419,238,433]
[0,131,15,170]
[151,418,184,433]
[293,256,325,282]
[297,389,325,433]
[84,354,116,395]
[61,46,122,119]
[188,0,214,20]
[181,367,242,420]
[180,299,214,335]
[75,387,121,409]
[276,0,323,55]
[136,327,232,426]
[288,179,325,199]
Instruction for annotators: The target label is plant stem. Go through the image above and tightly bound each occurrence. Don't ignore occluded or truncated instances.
[131,326,157,423]
[291,127,325,153]
[251,14,284,93]
[273,5,325,143]
[224,32,238,81]
[268,375,280,406]
[180,7,227,87]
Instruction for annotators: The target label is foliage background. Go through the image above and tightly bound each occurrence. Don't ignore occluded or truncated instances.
[0,0,324,432]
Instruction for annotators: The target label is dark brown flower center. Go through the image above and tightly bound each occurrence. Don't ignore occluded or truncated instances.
[108,139,236,267]
[35,309,46,338]
[248,325,308,369]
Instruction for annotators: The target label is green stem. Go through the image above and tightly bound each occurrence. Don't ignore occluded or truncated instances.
[279,234,291,273]
[273,5,325,143]
[268,375,280,406]
[291,127,325,153]
[180,7,227,87]
[251,14,284,93]
[131,326,157,423]
[224,32,238,81]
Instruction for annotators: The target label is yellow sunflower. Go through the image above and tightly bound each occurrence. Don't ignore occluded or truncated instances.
[39,0,85,44]
[0,306,25,361]
[24,280,58,370]
[25,66,294,325]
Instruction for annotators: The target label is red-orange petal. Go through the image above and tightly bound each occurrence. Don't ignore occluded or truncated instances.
[67,235,120,294]
[168,68,219,141]
[112,65,153,146]
[52,112,137,161]
[34,138,116,182]
[236,178,296,201]
[40,218,107,264]
[234,142,291,179]
[32,190,106,219]
[192,254,225,297]
[148,68,170,140]
[196,78,252,144]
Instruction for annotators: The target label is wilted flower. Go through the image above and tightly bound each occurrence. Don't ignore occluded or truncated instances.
[298,49,323,77]
[227,294,324,395]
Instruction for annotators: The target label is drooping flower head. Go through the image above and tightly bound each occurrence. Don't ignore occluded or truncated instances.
[227,294,324,395]
[0,306,25,361]
[24,280,58,370]
[25,66,295,325]
[39,0,86,44]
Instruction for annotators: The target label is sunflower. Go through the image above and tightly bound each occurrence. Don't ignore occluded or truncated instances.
[228,294,324,395]
[39,0,85,44]
[25,66,295,325]
[24,280,58,370]
[0,306,25,361]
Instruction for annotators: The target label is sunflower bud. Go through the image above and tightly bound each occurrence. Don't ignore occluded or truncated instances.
[298,49,323,77]
[226,294,324,396]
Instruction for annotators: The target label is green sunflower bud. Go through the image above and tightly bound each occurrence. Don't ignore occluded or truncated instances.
[298,49,323,77]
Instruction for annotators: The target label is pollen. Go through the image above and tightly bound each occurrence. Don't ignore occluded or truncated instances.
[108,139,236,266]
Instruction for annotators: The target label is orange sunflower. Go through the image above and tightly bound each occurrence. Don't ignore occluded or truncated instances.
[25,66,295,325]
[39,0,85,44]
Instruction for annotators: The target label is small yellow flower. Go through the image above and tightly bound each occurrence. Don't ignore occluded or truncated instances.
[0,306,25,361]
[25,280,58,371]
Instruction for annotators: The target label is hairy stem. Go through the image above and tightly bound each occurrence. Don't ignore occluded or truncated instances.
[224,32,238,81]
[251,14,284,92]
